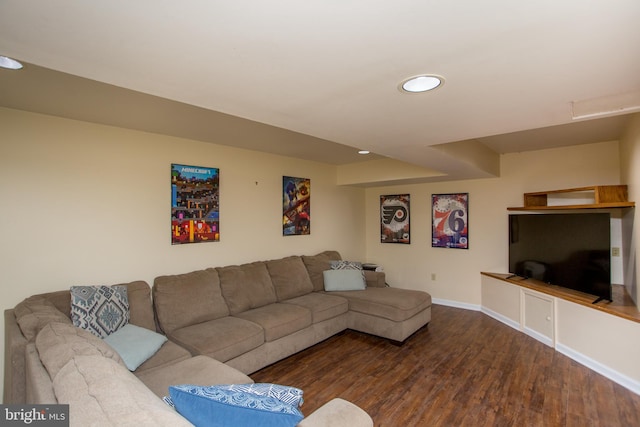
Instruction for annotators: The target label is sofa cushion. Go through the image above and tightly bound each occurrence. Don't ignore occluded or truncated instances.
[323,270,367,291]
[103,324,168,371]
[124,280,157,331]
[153,268,229,334]
[302,251,342,292]
[169,384,303,427]
[266,256,314,301]
[137,355,253,398]
[70,285,129,338]
[14,296,71,341]
[218,262,277,315]
[329,287,432,322]
[53,355,192,427]
[27,281,156,332]
[169,316,264,363]
[298,398,373,427]
[134,340,192,375]
[234,303,312,342]
[282,293,349,323]
[35,322,124,380]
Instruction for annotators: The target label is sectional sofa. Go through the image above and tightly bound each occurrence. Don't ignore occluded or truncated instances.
[4,250,432,426]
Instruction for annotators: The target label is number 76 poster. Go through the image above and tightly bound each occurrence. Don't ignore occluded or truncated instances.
[432,193,468,249]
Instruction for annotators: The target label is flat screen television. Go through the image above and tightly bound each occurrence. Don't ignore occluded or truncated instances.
[508,213,611,303]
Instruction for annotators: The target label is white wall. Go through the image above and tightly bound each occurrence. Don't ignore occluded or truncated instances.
[0,107,367,399]
[364,140,623,307]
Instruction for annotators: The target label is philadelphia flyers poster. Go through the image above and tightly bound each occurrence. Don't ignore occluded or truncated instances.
[380,194,410,244]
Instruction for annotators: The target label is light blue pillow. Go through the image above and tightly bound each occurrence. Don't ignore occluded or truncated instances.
[164,383,303,409]
[103,324,167,371]
[70,285,129,338]
[169,384,304,427]
[323,269,366,291]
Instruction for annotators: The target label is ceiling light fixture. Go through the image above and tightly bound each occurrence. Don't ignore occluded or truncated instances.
[0,56,23,70]
[399,75,444,93]
[358,150,370,155]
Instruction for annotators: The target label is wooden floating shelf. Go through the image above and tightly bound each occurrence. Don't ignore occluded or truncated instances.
[508,185,635,211]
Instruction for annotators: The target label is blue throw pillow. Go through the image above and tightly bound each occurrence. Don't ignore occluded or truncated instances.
[169,384,304,427]
[164,383,303,409]
[103,324,167,371]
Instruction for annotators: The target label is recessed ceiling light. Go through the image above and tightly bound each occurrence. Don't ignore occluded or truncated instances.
[0,56,23,70]
[358,150,370,155]
[399,75,444,93]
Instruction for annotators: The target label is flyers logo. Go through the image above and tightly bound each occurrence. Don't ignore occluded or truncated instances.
[381,205,407,225]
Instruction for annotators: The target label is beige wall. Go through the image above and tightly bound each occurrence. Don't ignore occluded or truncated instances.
[0,107,367,398]
[619,113,640,304]
[364,140,623,306]
[1,105,637,400]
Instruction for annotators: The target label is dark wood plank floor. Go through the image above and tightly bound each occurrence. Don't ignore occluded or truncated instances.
[252,304,640,426]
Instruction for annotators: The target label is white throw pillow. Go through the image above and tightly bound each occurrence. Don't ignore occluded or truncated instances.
[323,270,366,291]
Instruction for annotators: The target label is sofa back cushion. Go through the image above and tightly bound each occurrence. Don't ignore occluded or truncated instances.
[153,268,229,334]
[266,256,314,301]
[123,280,157,331]
[301,251,342,292]
[217,262,277,315]
[16,281,157,340]
[14,296,72,341]
[35,322,124,380]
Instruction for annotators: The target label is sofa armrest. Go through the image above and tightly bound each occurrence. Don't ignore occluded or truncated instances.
[364,271,386,288]
[298,398,373,427]
[25,343,57,404]
[4,309,28,404]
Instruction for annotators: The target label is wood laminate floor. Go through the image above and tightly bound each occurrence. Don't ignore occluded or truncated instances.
[252,304,640,426]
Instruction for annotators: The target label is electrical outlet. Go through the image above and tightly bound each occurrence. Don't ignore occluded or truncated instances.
[612,247,621,257]
[431,273,436,281]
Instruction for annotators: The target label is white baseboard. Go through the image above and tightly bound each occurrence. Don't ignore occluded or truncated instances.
[480,306,520,331]
[523,327,553,347]
[436,300,640,396]
[556,343,640,396]
[432,298,480,312]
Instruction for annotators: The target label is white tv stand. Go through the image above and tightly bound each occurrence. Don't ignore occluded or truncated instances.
[481,272,640,395]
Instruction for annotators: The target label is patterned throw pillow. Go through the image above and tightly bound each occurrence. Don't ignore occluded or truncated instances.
[70,285,129,338]
[164,383,303,409]
[330,260,366,280]
[168,384,304,427]
[330,260,363,271]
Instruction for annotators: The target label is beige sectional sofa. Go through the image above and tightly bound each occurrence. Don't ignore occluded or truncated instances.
[4,250,431,426]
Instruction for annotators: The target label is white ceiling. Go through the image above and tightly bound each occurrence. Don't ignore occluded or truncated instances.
[1,1,639,181]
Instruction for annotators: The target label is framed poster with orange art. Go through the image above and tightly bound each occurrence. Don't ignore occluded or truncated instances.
[283,176,311,236]
[171,164,220,244]
[380,194,410,244]
[432,193,468,249]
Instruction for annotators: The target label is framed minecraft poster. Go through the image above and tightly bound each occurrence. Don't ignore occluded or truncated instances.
[171,164,220,244]
[432,193,468,249]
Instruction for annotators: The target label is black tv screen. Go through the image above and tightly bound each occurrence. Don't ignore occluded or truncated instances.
[508,213,611,302]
